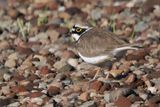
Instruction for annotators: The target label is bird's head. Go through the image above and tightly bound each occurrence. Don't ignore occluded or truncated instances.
[70,24,91,41]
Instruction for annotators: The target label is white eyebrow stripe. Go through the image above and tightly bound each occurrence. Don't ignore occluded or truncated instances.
[74,24,89,29]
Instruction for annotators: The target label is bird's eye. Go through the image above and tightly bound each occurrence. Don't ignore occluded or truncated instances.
[76,28,82,32]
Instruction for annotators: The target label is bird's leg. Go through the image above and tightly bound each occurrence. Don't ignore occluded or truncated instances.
[90,67,102,81]
[105,71,110,80]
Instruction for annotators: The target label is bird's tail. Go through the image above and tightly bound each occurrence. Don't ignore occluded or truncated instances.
[112,43,143,56]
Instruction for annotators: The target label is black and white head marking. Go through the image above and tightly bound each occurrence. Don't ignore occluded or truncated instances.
[71,24,91,41]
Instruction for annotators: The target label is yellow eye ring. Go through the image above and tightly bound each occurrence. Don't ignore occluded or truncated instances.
[76,28,82,32]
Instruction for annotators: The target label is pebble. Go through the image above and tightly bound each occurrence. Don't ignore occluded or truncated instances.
[47,86,60,96]
[32,55,47,67]
[0,68,9,81]
[139,93,148,100]
[90,80,103,92]
[79,92,89,101]
[125,74,136,85]
[80,101,96,107]
[7,102,20,107]
[115,96,132,107]
[134,21,148,32]
[3,73,12,81]
[148,95,160,104]
[110,69,124,78]
[31,97,43,105]
[126,49,148,61]
[62,50,76,59]
[54,59,73,72]
[148,87,157,94]
[1,86,10,95]
[58,12,71,20]
[29,92,43,98]
[0,41,9,50]
[39,66,50,75]
[133,70,144,76]
[8,52,18,60]
[66,7,82,15]
[91,8,102,20]
[4,59,16,68]
[47,30,60,43]
[0,98,12,107]
[67,58,78,68]
[104,88,132,103]
[7,7,19,19]
[43,103,54,107]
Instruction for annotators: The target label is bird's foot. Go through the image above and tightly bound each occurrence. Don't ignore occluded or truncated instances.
[89,68,102,82]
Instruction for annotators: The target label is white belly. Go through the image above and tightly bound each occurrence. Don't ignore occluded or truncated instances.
[78,52,110,64]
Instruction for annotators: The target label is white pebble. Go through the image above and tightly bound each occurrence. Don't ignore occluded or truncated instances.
[8,102,20,107]
[3,73,11,81]
[67,58,78,68]
[148,87,157,94]
[31,97,43,105]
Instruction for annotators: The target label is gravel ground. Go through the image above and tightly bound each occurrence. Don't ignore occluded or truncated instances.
[0,0,160,107]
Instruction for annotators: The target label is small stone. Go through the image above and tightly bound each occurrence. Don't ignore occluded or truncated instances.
[43,103,54,107]
[47,1,58,10]
[104,88,132,103]
[11,85,26,93]
[125,74,136,85]
[54,59,73,72]
[99,83,111,94]
[62,50,76,59]
[80,101,96,107]
[148,87,157,94]
[47,86,60,96]
[110,69,124,78]
[8,102,20,107]
[0,98,12,107]
[134,21,148,32]
[39,66,50,75]
[3,73,12,81]
[126,49,148,61]
[5,59,16,68]
[91,8,102,20]
[90,80,103,92]
[47,30,60,43]
[79,92,89,101]
[7,7,19,19]
[58,12,71,20]
[1,86,10,95]
[0,68,9,81]
[0,41,9,50]
[115,96,132,107]
[32,55,47,67]
[148,95,160,104]
[147,71,160,79]
[133,70,144,76]
[139,93,148,100]
[16,46,33,55]
[67,58,78,68]
[131,79,144,88]
[31,97,43,105]
[29,92,43,98]
[153,6,160,17]
[8,52,18,60]
[55,27,69,35]
[28,74,40,81]
[66,7,82,15]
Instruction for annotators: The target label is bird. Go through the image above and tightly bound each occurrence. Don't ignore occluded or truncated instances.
[70,24,140,79]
